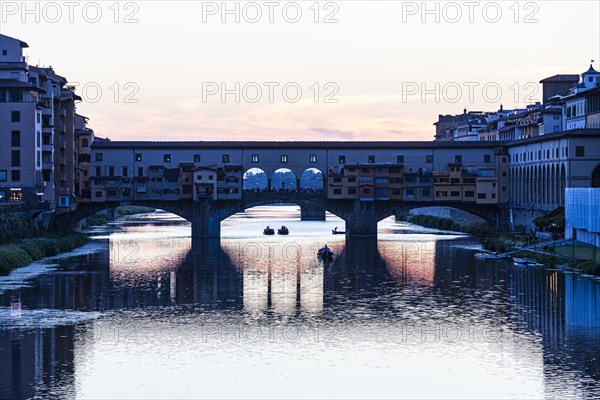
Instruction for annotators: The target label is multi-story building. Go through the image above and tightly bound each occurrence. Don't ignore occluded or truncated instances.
[0,34,86,214]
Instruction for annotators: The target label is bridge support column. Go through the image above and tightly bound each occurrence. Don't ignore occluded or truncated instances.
[300,204,326,221]
[344,201,378,237]
[496,206,512,231]
[191,201,221,238]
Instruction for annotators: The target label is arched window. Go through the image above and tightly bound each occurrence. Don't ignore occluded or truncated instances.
[81,138,89,147]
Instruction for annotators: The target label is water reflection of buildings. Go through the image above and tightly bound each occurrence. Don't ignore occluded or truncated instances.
[1,233,600,397]
[0,327,75,399]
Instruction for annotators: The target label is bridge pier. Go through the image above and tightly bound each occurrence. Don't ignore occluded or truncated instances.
[344,201,379,237]
[191,202,221,238]
[300,204,326,221]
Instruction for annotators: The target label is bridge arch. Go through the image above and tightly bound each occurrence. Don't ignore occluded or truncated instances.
[299,168,324,192]
[52,200,195,232]
[243,167,268,191]
[272,168,297,191]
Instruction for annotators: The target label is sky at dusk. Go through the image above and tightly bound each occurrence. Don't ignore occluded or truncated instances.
[2,0,599,141]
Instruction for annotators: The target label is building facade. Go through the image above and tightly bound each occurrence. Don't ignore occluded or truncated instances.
[0,34,88,213]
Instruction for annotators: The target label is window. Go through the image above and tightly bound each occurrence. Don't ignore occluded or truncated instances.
[397,155,404,163]
[0,171,6,181]
[251,154,259,163]
[122,167,128,177]
[96,153,103,161]
[222,154,230,163]
[406,189,415,196]
[11,170,20,182]
[576,146,585,157]
[280,155,288,163]
[11,151,20,167]
[338,155,346,164]
[333,188,342,195]
[455,155,462,163]
[95,191,102,198]
[109,167,115,177]
[477,193,486,199]
[1,50,6,56]
[11,131,20,147]
[426,155,433,163]
[348,177,356,183]
[135,153,142,162]
[10,111,20,122]
[8,91,22,102]
[368,155,375,163]
[553,126,560,133]
[333,177,342,183]
[422,188,430,196]
[193,154,201,162]
[450,191,460,197]
[81,138,89,147]
[348,188,357,195]
[95,166,101,176]
[138,167,143,177]
[310,154,317,163]
[484,154,491,163]
[553,113,560,120]
[164,154,171,163]
[465,191,475,197]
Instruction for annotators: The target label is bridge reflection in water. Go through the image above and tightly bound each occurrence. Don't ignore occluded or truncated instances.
[1,233,600,397]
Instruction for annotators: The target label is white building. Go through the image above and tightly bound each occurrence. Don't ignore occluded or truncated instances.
[565,188,600,247]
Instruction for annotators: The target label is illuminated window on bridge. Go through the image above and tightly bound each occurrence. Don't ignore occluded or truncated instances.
[95,153,103,161]
[251,154,259,163]
[194,154,201,162]
[368,155,375,163]
[426,155,433,163]
[484,154,491,163]
[222,154,230,163]
[280,155,288,163]
[576,146,585,157]
[338,155,346,164]
[310,155,317,163]
[455,155,462,163]
[135,153,142,162]
[164,154,171,163]
[397,155,404,163]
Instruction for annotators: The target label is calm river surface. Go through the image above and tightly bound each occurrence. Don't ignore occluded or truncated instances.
[1,206,599,399]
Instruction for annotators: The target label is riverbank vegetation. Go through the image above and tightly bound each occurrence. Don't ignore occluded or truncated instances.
[395,211,600,275]
[0,233,87,276]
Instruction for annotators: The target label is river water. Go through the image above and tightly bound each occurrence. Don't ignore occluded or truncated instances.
[1,206,599,399]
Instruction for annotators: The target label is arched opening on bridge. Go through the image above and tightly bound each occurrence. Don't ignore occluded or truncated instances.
[243,168,268,192]
[299,168,324,193]
[272,168,297,192]
[592,164,600,188]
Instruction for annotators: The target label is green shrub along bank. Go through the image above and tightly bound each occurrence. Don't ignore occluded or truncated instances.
[396,212,528,253]
[0,233,87,276]
[0,211,42,243]
[86,206,156,227]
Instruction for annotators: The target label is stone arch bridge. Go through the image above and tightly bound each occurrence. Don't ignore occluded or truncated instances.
[54,192,508,238]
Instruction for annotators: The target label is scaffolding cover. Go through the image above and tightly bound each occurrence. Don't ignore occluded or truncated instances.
[565,188,600,233]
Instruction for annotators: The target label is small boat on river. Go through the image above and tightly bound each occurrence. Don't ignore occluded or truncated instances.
[474,252,509,260]
[317,245,334,262]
